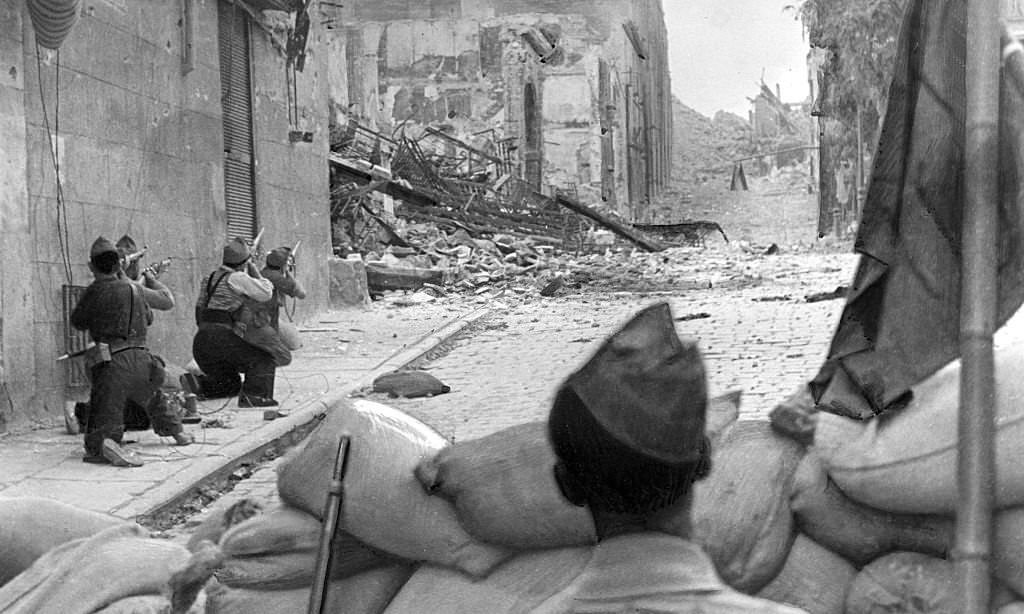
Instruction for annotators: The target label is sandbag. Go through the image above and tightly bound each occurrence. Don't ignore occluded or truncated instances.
[0,496,129,586]
[790,451,953,566]
[414,390,743,551]
[845,552,956,614]
[372,370,451,398]
[416,421,596,549]
[276,398,507,577]
[0,524,191,614]
[186,498,264,552]
[656,420,804,593]
[383,546,594,614]
[217,503,394,589]
[206,564,414,614]
[219,504,323,555]
[94,594,204,614]
[994,506,1024,596]
[815,342,1024,513]
[215,536,392,590]
[755,533,856,614]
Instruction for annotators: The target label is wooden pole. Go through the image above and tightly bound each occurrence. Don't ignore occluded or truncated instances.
[957,0,1000,610]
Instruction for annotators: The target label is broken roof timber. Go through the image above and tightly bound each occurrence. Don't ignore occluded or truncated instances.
[553,193,665,252]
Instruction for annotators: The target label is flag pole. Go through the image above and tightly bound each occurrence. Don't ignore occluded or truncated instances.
[958,0,1000,610]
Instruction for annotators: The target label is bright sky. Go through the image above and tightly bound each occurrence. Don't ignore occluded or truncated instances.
[664,0,811,118]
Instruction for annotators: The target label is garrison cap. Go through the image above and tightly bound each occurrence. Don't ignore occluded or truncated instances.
[548,302,710,514]
[223,237,251,266]
[90,236,118,260]
[266,247,291,269]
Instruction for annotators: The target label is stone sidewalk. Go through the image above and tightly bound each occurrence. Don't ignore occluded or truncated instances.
[0,301,489,522]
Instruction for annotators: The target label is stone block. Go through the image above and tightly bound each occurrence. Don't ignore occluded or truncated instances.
[329,255,371,307]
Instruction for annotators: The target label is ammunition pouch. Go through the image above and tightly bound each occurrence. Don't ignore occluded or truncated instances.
[83,343,112,370]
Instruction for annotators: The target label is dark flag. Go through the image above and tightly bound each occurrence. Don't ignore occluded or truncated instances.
[810,0,1024,419]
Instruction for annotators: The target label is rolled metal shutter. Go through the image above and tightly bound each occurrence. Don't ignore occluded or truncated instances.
[218,1,257,240]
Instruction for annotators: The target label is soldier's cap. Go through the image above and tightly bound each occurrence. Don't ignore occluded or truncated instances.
[548,302,710,513]
[266,247,291,269]
[115,234,137,255]
[90,236,118,260]
[223,237,251,266]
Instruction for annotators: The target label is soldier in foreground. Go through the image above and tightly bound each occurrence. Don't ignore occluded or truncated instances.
[543,302,806,613]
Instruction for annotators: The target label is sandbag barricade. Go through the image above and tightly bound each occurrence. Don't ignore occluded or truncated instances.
[755,534,857,614]
[0,496,129,587]
[185,498,264,553]
[815,342,1024,514]
[382,546,595,614]
[215,504,396,590]
[790,451,953,566]
[674,420,804,593]
[206,564,414,614]
[0,524,193,614]
[276,398,508,577]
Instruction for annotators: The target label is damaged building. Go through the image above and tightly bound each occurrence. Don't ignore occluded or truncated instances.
[323,0,673,222]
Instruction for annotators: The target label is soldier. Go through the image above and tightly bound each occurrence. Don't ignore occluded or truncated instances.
[186,237,278,407]
[71,237,193,467]
[543,302,807,613]
[261,246,307,330]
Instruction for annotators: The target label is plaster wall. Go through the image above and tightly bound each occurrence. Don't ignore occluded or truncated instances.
[1,0,331,429]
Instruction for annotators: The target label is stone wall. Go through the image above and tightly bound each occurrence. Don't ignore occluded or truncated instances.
[0,0,331,429]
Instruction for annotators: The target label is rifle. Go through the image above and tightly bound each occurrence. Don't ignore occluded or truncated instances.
[288,240,301,270]
[308,434,351,614]
[121,246,148,271]
[251,227,266,258]
[142,257,173,278]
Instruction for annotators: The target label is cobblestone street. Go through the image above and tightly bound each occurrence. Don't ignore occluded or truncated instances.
[383,249,858,442]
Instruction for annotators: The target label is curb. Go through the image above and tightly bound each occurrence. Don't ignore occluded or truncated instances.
[130,306,491,527]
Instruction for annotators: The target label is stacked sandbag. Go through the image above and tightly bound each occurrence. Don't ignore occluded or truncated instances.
[0,524,193,614]
[790,451,953,566]
[277,398,508,577]
[383,546,595,613]
[844,551,1019,613]
[185,497,264,552]
[0,496,129,586]
[755,534,857,614]
[413,389,742,552]
[415,420,597,549]
[670,420,805,593]
[206,564,414,614]
[215,504,395,589]
[814,342,1024,514]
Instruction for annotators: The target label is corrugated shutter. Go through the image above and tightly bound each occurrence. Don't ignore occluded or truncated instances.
[218,1,257,240]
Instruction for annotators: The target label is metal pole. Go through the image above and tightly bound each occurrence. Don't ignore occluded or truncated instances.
[957,0,1000,610]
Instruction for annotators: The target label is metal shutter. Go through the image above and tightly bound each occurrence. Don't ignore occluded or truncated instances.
[218,1,257,240]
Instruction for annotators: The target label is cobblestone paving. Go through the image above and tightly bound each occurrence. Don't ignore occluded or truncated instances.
[382,251,860,442]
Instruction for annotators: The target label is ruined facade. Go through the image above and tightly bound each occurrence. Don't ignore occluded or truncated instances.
[0,1,332,430]
[324,0,673,221]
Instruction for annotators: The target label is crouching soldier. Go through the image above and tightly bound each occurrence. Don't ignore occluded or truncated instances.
[71,237,193,467]
[543,302,807,613]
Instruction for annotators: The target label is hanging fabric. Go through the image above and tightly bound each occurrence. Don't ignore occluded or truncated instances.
[26,0,82,50]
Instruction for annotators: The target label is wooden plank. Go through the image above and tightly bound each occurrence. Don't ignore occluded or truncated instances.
[552,194,665,252]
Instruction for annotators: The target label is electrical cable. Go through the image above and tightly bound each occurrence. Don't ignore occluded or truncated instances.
[35,43,74,284]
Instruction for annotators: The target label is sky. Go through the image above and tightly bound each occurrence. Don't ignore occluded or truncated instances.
[664,0,812,119]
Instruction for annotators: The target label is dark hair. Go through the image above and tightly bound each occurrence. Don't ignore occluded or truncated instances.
[549,386,711,515]
[91,251,121,275]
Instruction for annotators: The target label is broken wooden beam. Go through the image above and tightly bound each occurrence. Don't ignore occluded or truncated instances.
[365,262,444,292]
[552,193,665,252]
